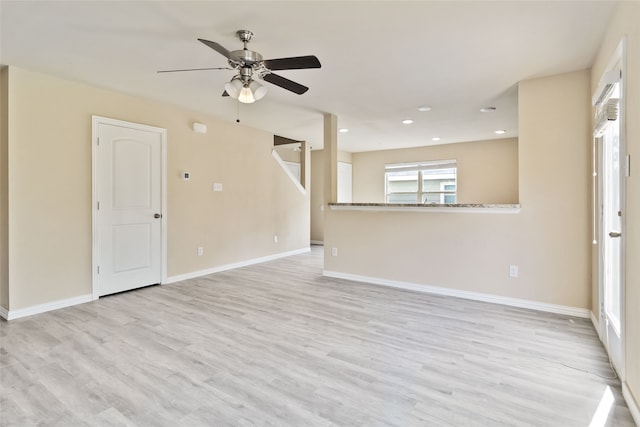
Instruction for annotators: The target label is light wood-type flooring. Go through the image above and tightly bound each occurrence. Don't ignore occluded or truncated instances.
[0,246,636,426]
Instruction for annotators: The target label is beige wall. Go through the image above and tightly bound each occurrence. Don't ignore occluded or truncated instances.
[351,138,518,203]
[4,66,309,311]
[591,1,640,413]
[310,150,352,243]
[324,70,591,310]
[0,67,8,310]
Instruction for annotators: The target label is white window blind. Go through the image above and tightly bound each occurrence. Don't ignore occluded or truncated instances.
[593,69,621,137]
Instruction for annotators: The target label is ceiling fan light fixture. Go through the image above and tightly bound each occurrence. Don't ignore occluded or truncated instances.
[249,80,268,101]
[225,78,243,98]
[238,85,256,104]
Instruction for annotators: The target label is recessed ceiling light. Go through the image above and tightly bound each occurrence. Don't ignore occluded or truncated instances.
[339,128,349,133]
[481,107,497,113]
[402,119,413,124]
[432,137,441,141]
[418,106,432,112]
[494,129,506,134]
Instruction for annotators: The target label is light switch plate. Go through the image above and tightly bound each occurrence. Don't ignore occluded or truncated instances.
[509,265,519,278]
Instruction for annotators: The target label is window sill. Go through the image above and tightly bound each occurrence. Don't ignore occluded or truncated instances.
[328,203,521,214]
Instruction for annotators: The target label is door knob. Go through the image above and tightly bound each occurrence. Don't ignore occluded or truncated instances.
[609,231,621,238]
[154,213,162,219]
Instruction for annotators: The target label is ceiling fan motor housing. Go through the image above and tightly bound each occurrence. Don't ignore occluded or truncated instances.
[229,50,263,68]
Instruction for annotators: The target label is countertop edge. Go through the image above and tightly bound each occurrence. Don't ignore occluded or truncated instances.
[328,203,521,214]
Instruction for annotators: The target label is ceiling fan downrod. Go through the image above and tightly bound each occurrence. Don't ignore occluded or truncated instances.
[236,29,254,48]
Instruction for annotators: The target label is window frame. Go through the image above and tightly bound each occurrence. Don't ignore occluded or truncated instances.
[385,160,457,204]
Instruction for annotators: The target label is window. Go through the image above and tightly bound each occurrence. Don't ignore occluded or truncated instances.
[385,160,457,204]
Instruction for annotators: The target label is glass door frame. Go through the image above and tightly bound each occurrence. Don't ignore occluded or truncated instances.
[595,37,626,379]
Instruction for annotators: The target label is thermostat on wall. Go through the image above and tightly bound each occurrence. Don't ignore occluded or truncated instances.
[192,122,207,134]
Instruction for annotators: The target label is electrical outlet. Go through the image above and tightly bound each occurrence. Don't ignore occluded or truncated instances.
[197,247,204,256]
[331,247,338,257]
[274,235,278,243]
[509,265,519,278]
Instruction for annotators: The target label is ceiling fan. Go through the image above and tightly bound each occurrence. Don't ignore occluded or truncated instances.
[158,30,321,103]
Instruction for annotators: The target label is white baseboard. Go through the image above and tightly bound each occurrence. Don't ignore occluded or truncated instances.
[310,240,324,246]
[0,248,311,321]
[1,294,94,321]
[623,382,640,426]
[590,310,604,341]
[165,247,311,284]
[323,270,590,318]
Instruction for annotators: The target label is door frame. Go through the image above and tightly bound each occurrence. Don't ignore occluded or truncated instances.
[595,37,627,378]
[91,115,167,300]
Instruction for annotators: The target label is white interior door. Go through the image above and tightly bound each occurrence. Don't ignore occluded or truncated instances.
[93,117,166,297]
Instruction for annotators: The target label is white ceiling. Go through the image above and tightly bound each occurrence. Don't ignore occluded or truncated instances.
[0,1,616,152]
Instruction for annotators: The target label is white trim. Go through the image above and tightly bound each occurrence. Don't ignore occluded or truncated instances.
[283,160,302,183]
[0,294,93,321]
[160,122,168,287]
[91,116,168,300]
[622,382,640,426]
[385,159,457,173]
[271,149,306,194]
[329,204,520,214]
[591,310,603,341]
[310,240,324,246]
[322,270,590,318]
[165,247,311,284]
